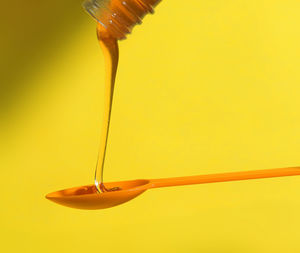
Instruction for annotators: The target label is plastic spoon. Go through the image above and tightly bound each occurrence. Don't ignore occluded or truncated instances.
[46,167,300,210]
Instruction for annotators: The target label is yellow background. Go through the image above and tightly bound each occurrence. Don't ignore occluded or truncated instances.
[1,0,300,252]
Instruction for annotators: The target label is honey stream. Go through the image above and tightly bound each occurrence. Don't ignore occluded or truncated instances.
[90,0,161,193]
[94,25,120,192]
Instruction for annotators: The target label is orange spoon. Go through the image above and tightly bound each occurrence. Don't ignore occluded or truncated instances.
[46,167,300,210]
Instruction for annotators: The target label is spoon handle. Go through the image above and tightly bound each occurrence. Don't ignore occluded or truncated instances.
[149,167,300,189]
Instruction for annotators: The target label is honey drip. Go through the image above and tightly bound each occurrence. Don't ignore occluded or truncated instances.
[88,0,161,193]
[94,25,120,193]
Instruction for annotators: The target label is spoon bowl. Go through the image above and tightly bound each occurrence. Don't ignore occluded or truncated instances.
[46,179,150,210]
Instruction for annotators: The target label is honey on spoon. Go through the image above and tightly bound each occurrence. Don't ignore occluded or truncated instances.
[46,0,300,209]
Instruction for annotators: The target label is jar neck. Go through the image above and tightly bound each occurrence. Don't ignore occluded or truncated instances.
[83,0,161,40]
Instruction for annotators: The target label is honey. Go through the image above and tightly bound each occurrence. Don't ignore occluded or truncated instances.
[83,0,162,192]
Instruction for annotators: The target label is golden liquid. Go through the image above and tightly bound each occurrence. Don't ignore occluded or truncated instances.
[94,25,120,193]
[91,0,161,192]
